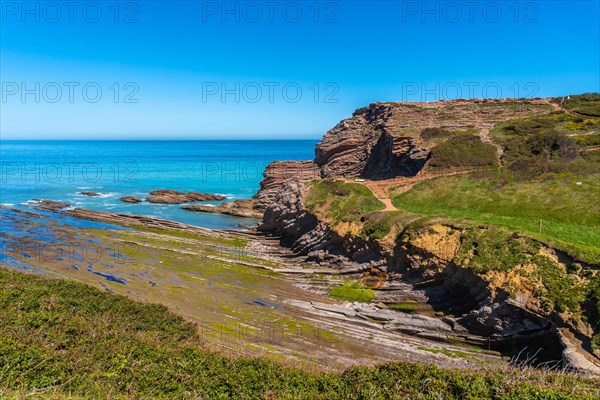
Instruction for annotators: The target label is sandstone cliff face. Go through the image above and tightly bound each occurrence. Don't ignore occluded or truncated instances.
[252,160,320,212]
[260,180,384,270]
[258,180,600,372]
[261,182,551,338]
[254,98,554,202]
[315,103,430,180]
[252,98,600,372]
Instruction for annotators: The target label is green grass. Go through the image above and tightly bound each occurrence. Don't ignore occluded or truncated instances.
[2,267,599,399]
[329,282,375,303]
[428,135,498,169]
[306,180,385,224]
[388,302,418,314]
[417,346,472,360]
[359,210,420,240]
[562,93,600,117]
[392,172,600,263]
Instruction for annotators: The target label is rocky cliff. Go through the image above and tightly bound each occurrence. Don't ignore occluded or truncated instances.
[252,96,600,374]
[253,98,555,189]
[258,179,600,373]
[252,160,320,211]
[315,103,430,179]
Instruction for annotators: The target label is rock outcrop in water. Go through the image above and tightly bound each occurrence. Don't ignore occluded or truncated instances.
[31,199,71,211]
[120,196,142,203]
[183,199,262,219]
[146,190,226,204]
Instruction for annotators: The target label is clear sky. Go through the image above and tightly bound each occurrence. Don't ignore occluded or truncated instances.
[1,0,599,139]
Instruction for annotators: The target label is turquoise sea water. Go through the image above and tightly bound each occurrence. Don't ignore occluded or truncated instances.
[0,140,318,229]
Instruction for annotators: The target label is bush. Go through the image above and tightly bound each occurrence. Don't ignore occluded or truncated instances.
[573,134,600,147]
[592,334,600,351]
[529,131,580,161]
[421,127,452,140]
[429,135,498,169]
[563,93,600,117]
[586,274,600,334]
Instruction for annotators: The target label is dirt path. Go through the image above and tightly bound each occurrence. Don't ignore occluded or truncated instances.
[344,169,478,212]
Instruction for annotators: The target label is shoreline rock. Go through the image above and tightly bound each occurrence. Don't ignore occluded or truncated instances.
[146,190,226,204]
[79,191,99,197]
[120,196,142,203]
[183,199,262,219]
[252,161,320,211]
[31,199,71,211]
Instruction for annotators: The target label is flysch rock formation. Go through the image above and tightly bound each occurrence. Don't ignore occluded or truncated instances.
[183,199,263,219]
[145,190,226,204]
[252,160,321,211]
[315,103,430,179]
[251,98,600,375]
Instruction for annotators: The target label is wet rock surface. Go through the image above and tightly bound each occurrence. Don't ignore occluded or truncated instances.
[78,191,99,197]
[3,205,505,370]
[30,199,71,211]
[120,196,143,203]
[183,199,262,219]
[146,190,226,204]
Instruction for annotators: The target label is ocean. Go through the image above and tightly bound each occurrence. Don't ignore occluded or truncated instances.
[0,140,318,229]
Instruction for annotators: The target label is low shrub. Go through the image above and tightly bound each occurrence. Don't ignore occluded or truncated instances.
[429,135,498,169]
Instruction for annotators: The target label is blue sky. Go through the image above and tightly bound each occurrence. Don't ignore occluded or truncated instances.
[1,0,599,139]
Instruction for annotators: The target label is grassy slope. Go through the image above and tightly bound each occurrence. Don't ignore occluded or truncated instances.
[392,94,600,264]
[305,180,385,223]
[2,267,599,399]
[391,172,600,264]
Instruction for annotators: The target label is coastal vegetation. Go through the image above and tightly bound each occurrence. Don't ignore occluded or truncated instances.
[391,172,600,263]
[305,180,385,224]
[2,267,599,399]
[329,281,375,303]
[301,96,600,369]
[427,134,498,169]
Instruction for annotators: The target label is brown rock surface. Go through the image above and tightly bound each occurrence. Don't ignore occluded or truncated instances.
[183,199,262,219]
[31,199,71,211]
[314,99,554,180]
[120,196,142,203]
[252,161,320,211]
[253,98,555,210]
[79,191,99,197]
[146,190,226,204]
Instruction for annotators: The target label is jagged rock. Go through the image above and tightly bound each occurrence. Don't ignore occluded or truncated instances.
[120,196,142,203]
[146,190,226,204]
[252,161,320,211]
[315,103,430,180]
[30,199,70,211]
[79,191,99,197]
[183,199,262,219]
[557,328,600,375]
[259,180,383,269]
